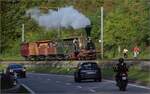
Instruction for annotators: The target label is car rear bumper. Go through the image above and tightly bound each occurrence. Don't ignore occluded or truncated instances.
[12,71,26,77]
[80,73,99,79]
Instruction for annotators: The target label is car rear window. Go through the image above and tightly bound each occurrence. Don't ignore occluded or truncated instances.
[9,65,23,69]
[81,63,98,70]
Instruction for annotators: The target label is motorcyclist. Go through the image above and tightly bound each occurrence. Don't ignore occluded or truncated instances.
[114,58,128,86]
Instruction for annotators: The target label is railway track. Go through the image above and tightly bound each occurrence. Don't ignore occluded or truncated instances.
[0,59,150,66]
[0,59,150,62]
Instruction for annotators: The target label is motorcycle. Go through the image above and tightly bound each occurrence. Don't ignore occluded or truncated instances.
[117,73,128,91]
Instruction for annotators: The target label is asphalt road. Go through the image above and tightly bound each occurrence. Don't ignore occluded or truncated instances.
[19,73,150,94]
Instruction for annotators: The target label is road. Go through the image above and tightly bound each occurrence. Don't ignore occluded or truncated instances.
[19,73,150,94]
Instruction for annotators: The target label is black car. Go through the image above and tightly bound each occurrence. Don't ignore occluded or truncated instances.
[74,62,102,82]
[1,72,17,89]
[6,64,26,78]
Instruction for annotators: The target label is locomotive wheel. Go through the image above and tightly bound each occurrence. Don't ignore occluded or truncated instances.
[57,56,63,60]
[28,56,35,61]
[24,57,29,61]
[34,56,40,61]
[39,56,46,61]
[46,56,53,61]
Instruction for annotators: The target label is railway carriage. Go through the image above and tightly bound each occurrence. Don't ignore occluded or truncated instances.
[20,37,96,61]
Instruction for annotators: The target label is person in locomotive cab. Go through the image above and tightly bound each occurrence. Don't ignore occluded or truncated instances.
[73,38,80,57]
[113,58,128,85]
[86,37,95,50]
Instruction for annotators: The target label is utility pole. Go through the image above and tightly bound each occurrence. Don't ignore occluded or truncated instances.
[22,24,25,42]
[101,7,104,59]
[57,7,64,54]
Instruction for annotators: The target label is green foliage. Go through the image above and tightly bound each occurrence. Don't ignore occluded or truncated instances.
[0,0,149,59]
[104,0,150,58]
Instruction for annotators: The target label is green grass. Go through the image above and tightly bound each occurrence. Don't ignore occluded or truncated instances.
[0,64,7,73]
[0,53,24,61]
[102,68,115,78]
[128,67,150,85]
[102,67,150,86]
[27,66,76,75]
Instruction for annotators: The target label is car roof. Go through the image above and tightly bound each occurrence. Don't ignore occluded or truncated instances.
[8,64,23,67]
[9,63,22,65]
[78,61,97,66]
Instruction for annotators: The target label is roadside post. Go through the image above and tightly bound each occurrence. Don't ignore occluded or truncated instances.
[22,24,25,42]
[101,7,104,59]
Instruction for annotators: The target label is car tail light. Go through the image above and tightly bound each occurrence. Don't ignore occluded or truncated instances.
[10,69,13,72]
[13,80,17,86]
[22,68,26,71]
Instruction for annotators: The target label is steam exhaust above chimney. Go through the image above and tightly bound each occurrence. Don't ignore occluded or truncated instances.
[85,25,92,37]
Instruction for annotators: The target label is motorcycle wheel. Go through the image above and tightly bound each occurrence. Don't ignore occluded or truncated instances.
[119,81,127,91]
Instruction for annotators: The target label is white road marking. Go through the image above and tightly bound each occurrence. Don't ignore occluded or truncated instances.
[104,80,150,90]
[90,87,99,89]
[21,84,35,94]
[66,83,71,85]
[56,81,60,83]
[89,88,96,93]
[77,86,82,88]
[128,84,150,90]
[47,79,51,80]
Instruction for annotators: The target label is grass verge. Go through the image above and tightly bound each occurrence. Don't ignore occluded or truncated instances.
[27,66,76,75]
[102,67,150,86]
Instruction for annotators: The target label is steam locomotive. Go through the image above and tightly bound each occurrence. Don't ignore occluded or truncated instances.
[20,25,96,60]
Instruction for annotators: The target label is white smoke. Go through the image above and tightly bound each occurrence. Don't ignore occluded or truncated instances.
[26,6,91,29]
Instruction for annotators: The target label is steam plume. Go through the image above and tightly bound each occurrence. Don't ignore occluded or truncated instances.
[26,6,91,29]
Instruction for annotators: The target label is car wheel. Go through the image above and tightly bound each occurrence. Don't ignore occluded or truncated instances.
[98,78,102,82]
[75,77,81,82]
[21,73,26,78]
[74,75,81,82]
[94,79,97,82]
[74,73,81,82]
[23,74,26,78]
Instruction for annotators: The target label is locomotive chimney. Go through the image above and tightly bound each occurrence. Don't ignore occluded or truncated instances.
[85,25,92,37]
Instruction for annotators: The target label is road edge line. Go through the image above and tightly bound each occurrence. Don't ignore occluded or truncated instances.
[21,84,35,94]
[104,79,150,90]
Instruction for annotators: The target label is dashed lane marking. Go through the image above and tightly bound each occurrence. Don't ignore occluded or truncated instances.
[56,81,61,83]
[65,83,71,85]
[77,86,82,88]
[47,79,51,80]
[90,87,99,89]
[104,80,150,90]
[89,88,96,93]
